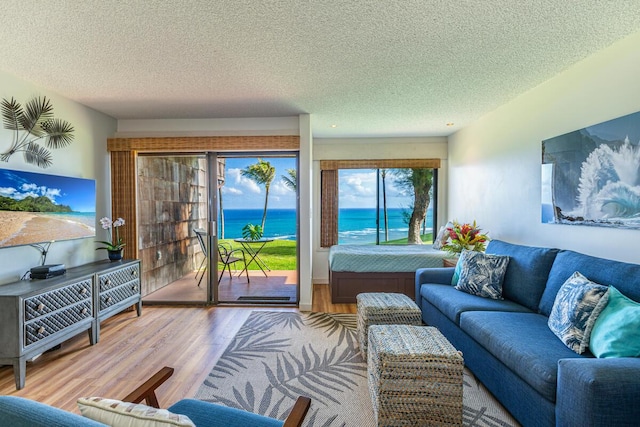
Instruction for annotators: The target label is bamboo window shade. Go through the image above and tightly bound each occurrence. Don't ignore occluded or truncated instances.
[107,135,299,261]
[319,158,441,247]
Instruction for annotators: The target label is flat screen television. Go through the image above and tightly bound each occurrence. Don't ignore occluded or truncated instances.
[0,168,96,249]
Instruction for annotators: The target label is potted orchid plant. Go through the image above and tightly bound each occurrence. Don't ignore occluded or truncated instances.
[96,217,126,261]
[441,220,489,255]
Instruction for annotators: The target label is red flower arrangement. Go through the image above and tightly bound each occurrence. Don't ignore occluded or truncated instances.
[442,220,488,254]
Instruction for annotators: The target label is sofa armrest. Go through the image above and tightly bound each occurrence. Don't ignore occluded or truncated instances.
[557,358,640,427]
[0,396,106,427]
[415,267,454,306]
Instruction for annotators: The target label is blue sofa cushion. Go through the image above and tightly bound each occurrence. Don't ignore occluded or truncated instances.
[459,311,585,402]
[539,250,640,317]
[486,240,559,311]
[168,399,284,427]
[421,284,532,325]
[0,396,106,427]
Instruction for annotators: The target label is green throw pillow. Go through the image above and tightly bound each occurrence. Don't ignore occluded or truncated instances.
[590,287,640,358]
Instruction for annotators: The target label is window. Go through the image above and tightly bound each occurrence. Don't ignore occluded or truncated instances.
[320,159,440,247]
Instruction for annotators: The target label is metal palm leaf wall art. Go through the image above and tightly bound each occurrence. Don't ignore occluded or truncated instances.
[1,96,75,168]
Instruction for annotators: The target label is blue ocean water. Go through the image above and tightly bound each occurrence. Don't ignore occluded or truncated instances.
[218,208,433,245]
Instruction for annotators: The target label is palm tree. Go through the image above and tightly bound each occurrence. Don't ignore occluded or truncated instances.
[380,169,389,242]
[392,168,433,244]
[281,168,297,192]
[1,96,74,168]
[241,159,276,230]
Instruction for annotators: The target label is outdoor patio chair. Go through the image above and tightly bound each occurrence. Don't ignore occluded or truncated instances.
[194,228,209,287]
[218,242,250,284]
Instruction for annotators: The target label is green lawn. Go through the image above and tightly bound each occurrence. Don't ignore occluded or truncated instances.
[220,239,297,270]
[220,233,434,271]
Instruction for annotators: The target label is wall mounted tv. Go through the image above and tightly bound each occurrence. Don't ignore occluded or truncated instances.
[0,168,96,249]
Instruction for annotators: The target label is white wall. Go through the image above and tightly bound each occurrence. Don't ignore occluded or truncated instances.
[447,30,640,264]
[311,137,448,283]
[0,70,117,285]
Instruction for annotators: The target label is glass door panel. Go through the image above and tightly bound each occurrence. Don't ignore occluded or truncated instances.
[139,154,213,304]
[214,153,298,305]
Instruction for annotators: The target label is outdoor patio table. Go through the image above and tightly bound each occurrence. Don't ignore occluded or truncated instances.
[234,238,274,277]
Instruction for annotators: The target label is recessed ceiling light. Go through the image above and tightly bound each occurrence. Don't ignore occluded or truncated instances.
[330,124,337,128]
[446,122,454,127]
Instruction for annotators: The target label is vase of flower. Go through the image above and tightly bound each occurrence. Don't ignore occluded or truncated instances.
[96,216,127,261]
[107,249,123,262]
[442,220,489,255]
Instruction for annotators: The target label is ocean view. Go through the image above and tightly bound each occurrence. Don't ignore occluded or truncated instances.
[218,208,433,245]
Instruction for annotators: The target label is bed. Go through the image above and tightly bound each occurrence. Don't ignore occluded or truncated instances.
[328,244,451,303]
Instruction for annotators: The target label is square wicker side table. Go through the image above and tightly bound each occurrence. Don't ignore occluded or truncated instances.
[356,292,422,360]
[368,325,464,426]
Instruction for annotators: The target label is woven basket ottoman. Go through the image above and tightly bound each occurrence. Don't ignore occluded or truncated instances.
[367,325,464,426]
[357,292,422,360]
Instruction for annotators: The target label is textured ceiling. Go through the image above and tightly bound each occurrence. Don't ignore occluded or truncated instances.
[1,1,640,137]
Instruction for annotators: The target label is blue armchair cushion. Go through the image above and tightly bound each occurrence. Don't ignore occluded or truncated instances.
[0,396,106,427]
[454,250,509,300]
[168,399,284,427]
[547,272,609,354]
[590,287,640,358]
[486,240,558,311]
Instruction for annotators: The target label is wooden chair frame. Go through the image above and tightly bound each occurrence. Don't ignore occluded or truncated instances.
[122,367,311,427]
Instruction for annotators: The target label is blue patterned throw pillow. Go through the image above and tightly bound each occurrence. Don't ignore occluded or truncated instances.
[548,271,609,354]
[454,250,510,299]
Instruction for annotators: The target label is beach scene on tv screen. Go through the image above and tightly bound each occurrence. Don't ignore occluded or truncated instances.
[0,168,96,248]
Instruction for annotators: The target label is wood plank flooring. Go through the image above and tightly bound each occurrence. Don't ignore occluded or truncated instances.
[0,284,355,413]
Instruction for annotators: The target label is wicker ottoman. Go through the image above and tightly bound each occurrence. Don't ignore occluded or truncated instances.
[368,325,464,426]
[357,292,422,360]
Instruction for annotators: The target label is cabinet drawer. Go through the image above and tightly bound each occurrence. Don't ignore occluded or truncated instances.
[24,301,92,347]
[98,264,139,291]
[99,283,139,311]
[24,280,92,321]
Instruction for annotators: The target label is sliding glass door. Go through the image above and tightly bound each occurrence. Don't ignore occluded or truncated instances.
[140,151,299,306]
[214,153,298,305]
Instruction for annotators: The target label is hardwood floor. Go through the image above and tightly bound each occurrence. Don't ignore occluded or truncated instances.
[0,284,355,413]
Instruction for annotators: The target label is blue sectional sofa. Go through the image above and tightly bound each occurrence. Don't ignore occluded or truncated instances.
[415,239,640,427]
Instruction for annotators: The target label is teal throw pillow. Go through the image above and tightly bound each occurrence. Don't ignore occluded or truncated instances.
[451,257,463,285]
[454,250,509,300]
[547,271,609,354]
[590,287,640,358]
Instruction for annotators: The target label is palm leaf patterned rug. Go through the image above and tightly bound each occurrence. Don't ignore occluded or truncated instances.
[194,311,519,426]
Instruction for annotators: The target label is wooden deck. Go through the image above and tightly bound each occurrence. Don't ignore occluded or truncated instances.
[143,269,298,304]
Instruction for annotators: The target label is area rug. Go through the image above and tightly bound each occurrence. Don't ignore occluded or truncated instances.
[194,311,519,426]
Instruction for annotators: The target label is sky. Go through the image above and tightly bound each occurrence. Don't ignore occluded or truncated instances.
[0,168,96,212]
[220,157,415,210]
[221,157,297,210]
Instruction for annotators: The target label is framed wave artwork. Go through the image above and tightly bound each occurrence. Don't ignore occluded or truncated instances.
[541,111,640,229]
[0,168,96,249]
